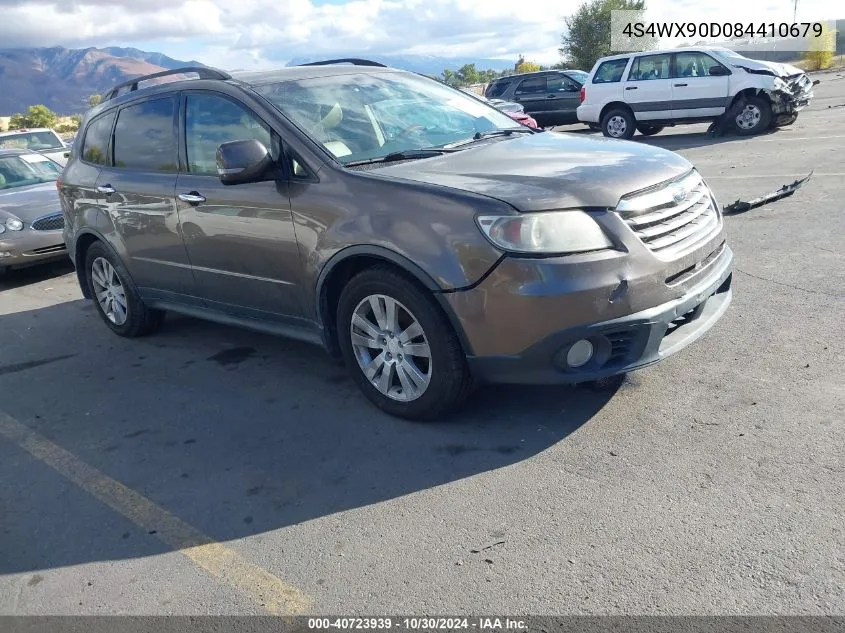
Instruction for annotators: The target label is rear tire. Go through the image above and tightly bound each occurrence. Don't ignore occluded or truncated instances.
[636,124,664,136]
[84,241,164,338]
[337,266,473,421]
[731,95,772,136]
[601,108,635,139]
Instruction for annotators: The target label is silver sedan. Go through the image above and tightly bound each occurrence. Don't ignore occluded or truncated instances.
[0,148,68,274]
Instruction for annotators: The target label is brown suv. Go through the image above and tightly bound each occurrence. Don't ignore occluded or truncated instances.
[60,61,733,420]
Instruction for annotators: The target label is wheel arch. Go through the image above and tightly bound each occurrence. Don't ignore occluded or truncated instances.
[315,245,473,358]
[600,101,634,123]
[73,229,129,300]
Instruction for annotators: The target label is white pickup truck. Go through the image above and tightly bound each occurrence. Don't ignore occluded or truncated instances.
[0,128,71,166]
[576,47,815,138]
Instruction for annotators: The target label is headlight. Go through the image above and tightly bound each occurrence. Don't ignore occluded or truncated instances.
[476,210,614,254]
[5,218,23,231]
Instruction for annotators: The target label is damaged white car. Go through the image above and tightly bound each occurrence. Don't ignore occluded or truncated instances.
[577,46,816,139]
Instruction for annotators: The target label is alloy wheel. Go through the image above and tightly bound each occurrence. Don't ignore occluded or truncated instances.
[91,257,128,325]
[350,294,432,402]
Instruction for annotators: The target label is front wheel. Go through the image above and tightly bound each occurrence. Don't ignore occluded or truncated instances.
[337,267,472,420]
[636,124,664,136]
[732,96,773,136]
[601,108,635,139]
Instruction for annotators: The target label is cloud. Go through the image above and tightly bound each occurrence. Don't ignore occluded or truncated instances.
[0,0,564,67]
[0,0,835,70]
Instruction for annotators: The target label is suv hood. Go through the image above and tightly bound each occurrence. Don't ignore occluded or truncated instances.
[0,181,61,222]
[373,132,693,212]
[731,57,805,78]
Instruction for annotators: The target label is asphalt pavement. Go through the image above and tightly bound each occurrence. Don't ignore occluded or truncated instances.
[0,75,843,616]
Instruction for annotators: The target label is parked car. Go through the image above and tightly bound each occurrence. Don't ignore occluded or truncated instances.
[577,47,815,139]
[484,70,588,127]
[0,148,68,274]
[461,89,540,129]
[61,61,733,420]
[0,128,71,166]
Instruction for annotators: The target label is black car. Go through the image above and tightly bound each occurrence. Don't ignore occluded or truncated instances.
[485,70,588,127]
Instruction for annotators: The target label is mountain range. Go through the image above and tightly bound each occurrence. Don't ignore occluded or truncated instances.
[1,46,517,115]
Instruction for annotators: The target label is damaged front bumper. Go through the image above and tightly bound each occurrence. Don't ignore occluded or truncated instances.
[771,73,816,116]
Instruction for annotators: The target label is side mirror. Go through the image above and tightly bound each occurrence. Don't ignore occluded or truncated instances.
[216,139,272,185]
[709,66,729,76]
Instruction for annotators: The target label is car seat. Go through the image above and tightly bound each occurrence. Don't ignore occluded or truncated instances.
[312,103,352,158]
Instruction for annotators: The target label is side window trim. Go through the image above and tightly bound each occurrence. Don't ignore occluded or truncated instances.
[79,109,118,168]
[110,94,180,173]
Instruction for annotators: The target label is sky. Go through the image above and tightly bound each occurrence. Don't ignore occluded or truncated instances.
[0,0,837,70]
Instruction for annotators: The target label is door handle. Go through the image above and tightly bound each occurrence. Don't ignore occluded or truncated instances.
[674,83,688,87]
[178,192,206,204]
[96,184,116,194]
[625,86,637,90]
[546,94,557,99]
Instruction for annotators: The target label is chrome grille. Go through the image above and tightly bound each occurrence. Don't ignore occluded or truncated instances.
[616,171,720,258]
[31,213,65,232]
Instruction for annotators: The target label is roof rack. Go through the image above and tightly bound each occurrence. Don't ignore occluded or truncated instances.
[298,58,387,68]
[103,66,232,101]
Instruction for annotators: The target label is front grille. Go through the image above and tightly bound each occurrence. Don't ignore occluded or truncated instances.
[616,171,721,259]
[31,213,65,232]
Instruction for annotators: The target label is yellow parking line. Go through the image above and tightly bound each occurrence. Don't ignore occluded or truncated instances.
[0,410,312,615]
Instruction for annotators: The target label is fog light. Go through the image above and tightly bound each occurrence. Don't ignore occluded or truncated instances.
[566,339,594,368]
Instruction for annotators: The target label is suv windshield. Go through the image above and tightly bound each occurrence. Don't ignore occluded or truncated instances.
[0,153,62,189]
[254,71,523,164]
[0,131,65,151]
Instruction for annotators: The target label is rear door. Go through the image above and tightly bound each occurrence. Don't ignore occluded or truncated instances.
[511,76,549,120]
[95,95,197,299]
[545,72,582,123]
[623,53,675,121]
[671,51,731,119]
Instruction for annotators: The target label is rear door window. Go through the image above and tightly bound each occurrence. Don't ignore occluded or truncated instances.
[514,77,547,96]
[81,111,116,165]
[628,54,672,81]
[593,59,629,83]
[112,97,178,172]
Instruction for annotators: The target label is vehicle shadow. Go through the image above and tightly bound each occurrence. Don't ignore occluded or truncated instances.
[0,299,622,574]
[0,259,75,291]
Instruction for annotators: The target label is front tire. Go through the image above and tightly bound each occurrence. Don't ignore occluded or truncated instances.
[636,124,664,136]
[732,96,772,136]
[337,267,472,421]
[84,241,164,338]
[601,108,635,139]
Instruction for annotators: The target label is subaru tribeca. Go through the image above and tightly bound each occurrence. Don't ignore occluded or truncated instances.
[60,61,733,420]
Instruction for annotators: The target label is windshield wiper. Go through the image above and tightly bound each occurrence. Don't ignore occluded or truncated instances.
[446,128,534,149]
[344,147,459,167]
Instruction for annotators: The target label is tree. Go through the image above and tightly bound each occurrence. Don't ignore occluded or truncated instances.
[24,104,58,128]
[559,0,651,71]
[803,23,835,71]
[456,64,480,86]
[516,60,541,73]
[88,94,103,107]
[8,113,27,129]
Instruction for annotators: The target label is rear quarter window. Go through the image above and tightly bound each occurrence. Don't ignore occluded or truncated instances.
[592,59,630,84]
[485,80,512,98]
[81,111,116,165]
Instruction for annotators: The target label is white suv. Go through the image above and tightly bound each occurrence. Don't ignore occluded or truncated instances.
[576,47,814,139]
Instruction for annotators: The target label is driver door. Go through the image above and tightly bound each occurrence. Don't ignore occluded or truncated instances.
[175,90,305,319]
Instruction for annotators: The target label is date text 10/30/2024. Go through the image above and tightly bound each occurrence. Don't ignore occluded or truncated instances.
[307,618,528,631]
